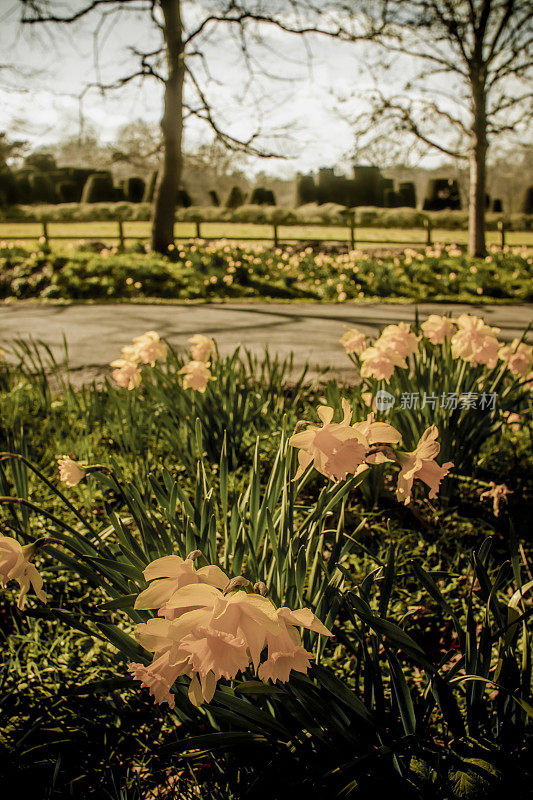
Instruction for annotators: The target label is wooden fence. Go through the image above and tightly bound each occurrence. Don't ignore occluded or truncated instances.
[0,216,515,249]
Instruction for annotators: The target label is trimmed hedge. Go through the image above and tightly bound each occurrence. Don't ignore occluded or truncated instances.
[0,201,531,231]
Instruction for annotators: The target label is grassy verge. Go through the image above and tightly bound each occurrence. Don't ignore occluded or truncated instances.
[1,241,532,304]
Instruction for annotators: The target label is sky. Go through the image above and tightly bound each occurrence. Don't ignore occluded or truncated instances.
[0,0,450,177]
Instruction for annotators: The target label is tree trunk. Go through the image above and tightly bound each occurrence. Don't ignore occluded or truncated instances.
[151,0,184,253]
[468,80,487,258]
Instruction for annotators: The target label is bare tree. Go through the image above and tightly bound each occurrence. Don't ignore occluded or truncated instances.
[349,0,532,256]
[19,1,366,252]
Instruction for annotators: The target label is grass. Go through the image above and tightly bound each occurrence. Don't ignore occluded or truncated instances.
[1,220,532,248]
[0,333,532,798]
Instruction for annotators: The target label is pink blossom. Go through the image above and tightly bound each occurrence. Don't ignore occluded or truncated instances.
[0,536,47,609]
[360,344,407,382]
[499,339,533,378]
[134,555,228,614]
[451,314,500,368]
[289,399,366,480]
[339,328,367,355]
[57,456,85,487]
[377,322,420,359]
[179,360,213,392]
[132,331,167,366]
[421,315,456,345]
[110,358,142,390]
[189,334,214,362]
[258,606,332,684]
[178,625,249,680]
[129,651,188,710]
[395,426,453,505]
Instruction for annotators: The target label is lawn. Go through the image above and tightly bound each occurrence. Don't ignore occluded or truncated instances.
[1,220,532,248]
[1,319,532,798]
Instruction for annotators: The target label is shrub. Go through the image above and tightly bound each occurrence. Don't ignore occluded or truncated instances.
[56,181,79,203]
[225,185,245,209]
[0,169,17,206]
[492,198,503,213]
[296,173,317,205]
[250,186,276,205]
[522,186,533,214]
[398,181,416,207]
[423,178,462,211]
[81,172,116,203]
[28,172,57,203]
[209,189,220,206]
[24,152,57,172]
[123,176,145,203]
[177,187,192,207]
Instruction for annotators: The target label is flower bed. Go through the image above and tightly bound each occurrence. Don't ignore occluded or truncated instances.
[0,320,532,797]
[0,241,532,304]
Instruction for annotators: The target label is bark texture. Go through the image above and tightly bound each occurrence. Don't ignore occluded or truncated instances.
[151,0,184,253]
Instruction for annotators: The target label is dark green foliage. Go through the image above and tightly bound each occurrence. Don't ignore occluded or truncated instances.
[28,172,57,203]
[209,189,220,206]
[56,181,79,203]
[124,176,145,203]
[352,165,384,206]
[0,168,17,205]
[423,178,462,211]
[522,186,533,214]
[492,198,503,213]
[384,187,400,207]
[24,152,57,172]
[81,172,116,203]
[14,174,32,204]
[177,187,192,207]
[250,186,276,205]
[296,173,317,205]
[399,181,417,207]
[142,170,158,203]
[70,167,94,195]
[225,185,245,209]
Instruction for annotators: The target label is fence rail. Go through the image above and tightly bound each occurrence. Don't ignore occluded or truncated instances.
[0,217,520,250]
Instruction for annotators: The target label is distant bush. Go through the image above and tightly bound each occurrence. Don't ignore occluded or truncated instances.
[250,186,276,205]
[225,185,245,209]
[423,178,462,211]
[29,172,57,204]
[522,186,533,215]
[398,181,416,208]
[57,181,79,203]
[296,174,317,205]
[1,201,531,231]
[209,190,220,206]
[124,177,145,203]
[492,198,503,213]
[177,188,192,207]
[81,173,116,203]
[0,170,17,206]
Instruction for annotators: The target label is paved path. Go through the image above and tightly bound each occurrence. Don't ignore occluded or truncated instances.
[2,302,531,381]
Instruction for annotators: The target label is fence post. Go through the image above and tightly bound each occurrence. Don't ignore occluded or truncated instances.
[273,223,279,248]
[41,219,49,247]
[498,219,506,249]
[424,217,432,246]
[349,211,356,249]
[195,221,201,239]
[117,218,125,251]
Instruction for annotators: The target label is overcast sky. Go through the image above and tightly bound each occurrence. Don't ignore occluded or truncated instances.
[0,0,446,176]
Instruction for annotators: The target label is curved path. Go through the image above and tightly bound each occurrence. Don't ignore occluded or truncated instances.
[2,301,531,381]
